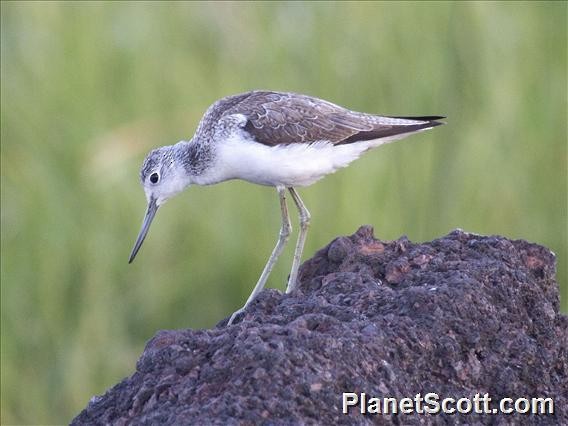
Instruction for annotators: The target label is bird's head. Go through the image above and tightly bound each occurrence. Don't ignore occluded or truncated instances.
[140,146,189,207]
[129,144,190,263]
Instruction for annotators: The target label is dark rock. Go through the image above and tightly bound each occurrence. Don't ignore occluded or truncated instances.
[72,226,567,425]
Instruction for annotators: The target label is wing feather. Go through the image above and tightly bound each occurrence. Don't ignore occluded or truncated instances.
[217,91,443,146]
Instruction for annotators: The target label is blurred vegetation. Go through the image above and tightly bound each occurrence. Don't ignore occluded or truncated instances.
[1,1,566,424]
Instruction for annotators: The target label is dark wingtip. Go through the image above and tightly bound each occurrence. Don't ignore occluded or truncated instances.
[410,116,446,128]
[428,119,446,128]
[391,115,446,121]
[386,115,447,129]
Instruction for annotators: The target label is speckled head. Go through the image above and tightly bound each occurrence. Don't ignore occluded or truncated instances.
[129,142,192,263]
[139,145,193,206]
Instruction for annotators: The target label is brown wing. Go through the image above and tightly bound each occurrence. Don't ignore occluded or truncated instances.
[222,91,444,146]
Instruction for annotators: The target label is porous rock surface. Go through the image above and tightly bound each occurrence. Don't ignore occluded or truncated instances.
[72,226,567,425]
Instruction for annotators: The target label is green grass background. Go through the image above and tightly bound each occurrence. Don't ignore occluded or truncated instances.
[1,1,566,424]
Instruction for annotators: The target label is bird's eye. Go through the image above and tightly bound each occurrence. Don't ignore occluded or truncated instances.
[150,172,159,184]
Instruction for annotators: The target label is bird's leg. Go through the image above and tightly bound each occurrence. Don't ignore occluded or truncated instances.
[286,187,311,294]
[227,185,292,325]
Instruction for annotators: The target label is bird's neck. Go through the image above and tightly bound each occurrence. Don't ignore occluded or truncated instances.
[174,139,215,185]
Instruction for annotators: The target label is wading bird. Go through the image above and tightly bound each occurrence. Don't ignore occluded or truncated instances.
[128,90,444,324]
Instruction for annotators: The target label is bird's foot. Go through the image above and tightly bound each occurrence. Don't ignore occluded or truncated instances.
[227,306,246,326]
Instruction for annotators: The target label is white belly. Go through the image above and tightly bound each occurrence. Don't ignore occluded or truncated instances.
[194,132,420,187]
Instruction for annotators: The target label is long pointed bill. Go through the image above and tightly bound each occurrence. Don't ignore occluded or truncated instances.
[129,197,159,263]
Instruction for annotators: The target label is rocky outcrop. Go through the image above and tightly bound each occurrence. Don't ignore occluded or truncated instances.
[72,226,567,425]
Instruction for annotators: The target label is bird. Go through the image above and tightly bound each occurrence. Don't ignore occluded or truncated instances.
[128,90,445,325]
